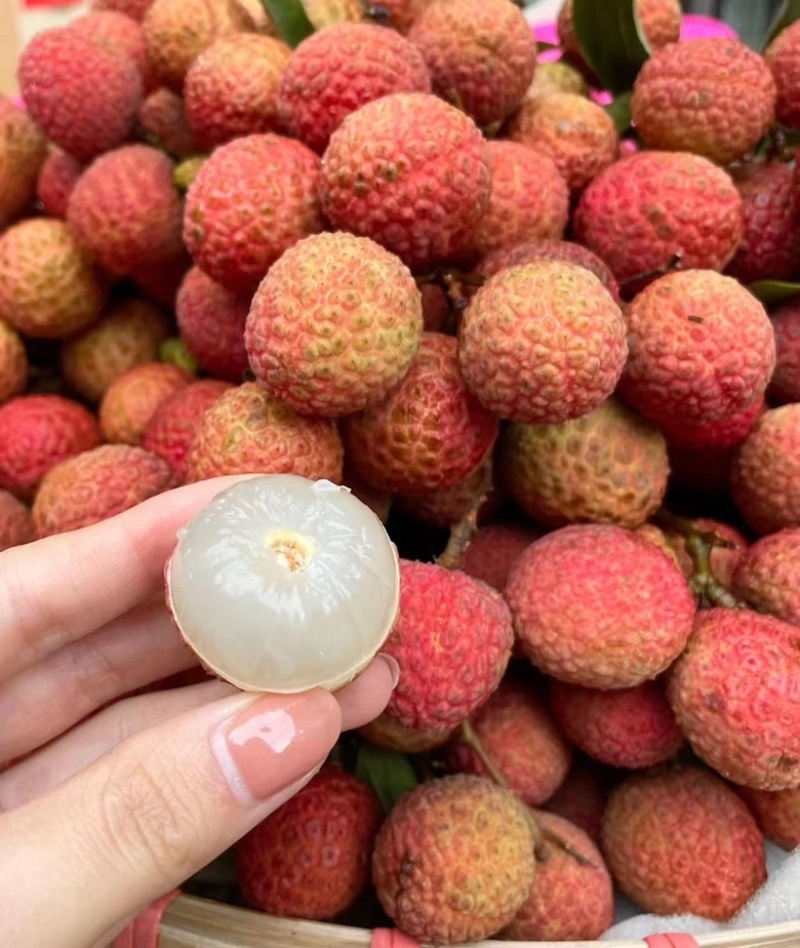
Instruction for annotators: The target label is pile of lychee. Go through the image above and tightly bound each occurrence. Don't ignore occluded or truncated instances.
[1,0,800,942]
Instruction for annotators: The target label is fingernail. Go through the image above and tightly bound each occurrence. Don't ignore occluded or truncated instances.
[211,689,337,804]
[378,653,401,689]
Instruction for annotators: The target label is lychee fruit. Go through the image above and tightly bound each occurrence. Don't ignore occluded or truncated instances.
[342,332,498,494]
[458,260,627,424]
[18,28,143,162]
[461,521,540,592]
[543,758,614,841]
[186,382,344,483]
[573,151,743,292]
[131,245,192,310]
[649,518,748,589]
[447,676,572,805]
[601,765,767,920]
[319,92,491,270]
[372,0,430,33]
[731,405,800,535]
[737,785,800,852]
[631,38,775,165]
[500,398,669,529]
[183,134,323,294]
[393,460,504,530]
[764,20,800,129]
[0,490,33,552]
[0,95,47,228]
[92,0,152,22]
[236,766,384,919]
[506,524,696,689]
[35,150,82,219]
[769,301,800,405]
[0,320,27,405]
[558,0,681,60]
[137,88,200,160]
[669,608,800,791]
[502,811,614,942]
[69,10,155,92]
[99,362,193,445]
[33,444,177,538]
[407,0,536,127]
[278,22,431,154]
[0,395,102,501]
[246,232,422,418]
[527,60,588,98]
[372,774,535,944]
[732,528,800,628]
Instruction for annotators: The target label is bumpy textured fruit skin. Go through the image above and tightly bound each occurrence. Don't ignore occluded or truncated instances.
[462,521,540,592]
[69,10,155,91]
[0,395,102,500]
[573,151,743,291]
[186,382,344,483]
[669,609,800,791]
[18,28,142,162]
[470,143,569,259]
[447,677,572,805]
[529,60,588,97]
[184,34,291,149]
[769,302,800,405]
[0,320,27,405]
[0,96,47,228]
[184,134,322,294]
[502,811,613,942]
[549,678,683,769]
[602,766,767,920]
[279,23,431,154]
[99,362,193,445]
[92,0,152,22]
[33,444,177,537]
[500,398,668,529]
[0,490,33,552]
[558,0,680,58]
[137,89,199,159]
[247,233,422,417]
[479,238,620,304]
[737,785,800,851]
[67,144,184,277]
[544,759,614,841]
[458,261,627,424]
[631,39,776,165]
[394,461,504,529]
[343,333,498,494]
[619,271,775,427]
[374,0,429,32]
[36,150,82,219]
[0,219,106,339]
[765,21,800,129]
[319,93,491,270]
[506,92,618,192]
[236,766,383,920]
[364,560,513,751]
[731,405,800,535]
[372,775,535,944]
[649,518,748,589]
[733,528,800,629]
[408,0,536,127]
[506,524,696,689]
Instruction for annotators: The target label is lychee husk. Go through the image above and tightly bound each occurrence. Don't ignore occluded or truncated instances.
[0,95,48,228]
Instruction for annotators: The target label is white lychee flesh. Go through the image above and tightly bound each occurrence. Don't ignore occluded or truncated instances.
[165,474,401,693]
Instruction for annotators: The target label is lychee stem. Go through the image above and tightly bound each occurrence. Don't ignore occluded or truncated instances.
[618,252,682,289]
[459,718,507,786]
[435,457,493,571]
[173,156,206,193]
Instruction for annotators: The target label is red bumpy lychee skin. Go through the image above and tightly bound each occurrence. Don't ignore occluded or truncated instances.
[0,320,27,405]
[650,518,747,589]
[184,134,323,294]
[278,23,431,154]
[737,786,800,852]
[137,89,199,160]
[631,38,776,165]
[92,0,152,21]
[447,676,572,805]
[99,362,193,445]
[462,521,540,592]
[549,678,684,769]
[18,28,142,162]
[619,270,775,427]
[186,382,344,483]
[0,395,102,501]
[732,528,800,628]
[69,10,155,91]
[342,332,498,494]
[363,560,513,751]
[765,21,800,129]
[769,301,800,405]
[458,261,627,425]
[669,609,800,791]
[235,765,384,920]
[506,524,696,689]
[602,766,767,921]
[32,444,178,538]
[246,232,423,417]
[36,150,82,219]
[407,0,536,127]
[731,405,800,535]
[0,490,33,552]
[0,95,47,229]
[319,92,491,270]
[558,0,681,59]
[544,759,614,841]
[573,151,743,293]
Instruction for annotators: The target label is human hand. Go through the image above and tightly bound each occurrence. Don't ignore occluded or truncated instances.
[0,476,398,948]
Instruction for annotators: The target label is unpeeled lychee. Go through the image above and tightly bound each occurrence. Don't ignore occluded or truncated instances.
[69,10,155,92]
[737,786,800,852]
[33,444,177,537]
[732,528,800,628]
[602,765,767,921]
[506,524,696,689]
[543,759,614,841]
[100,362,193,445]
[769,301,800,405]
[462,521,540,592]
[236,766,383,920]
[372,775,535,944]
[765,20,800,129]
[669,608,800,791]
[0,490,33,552]
[0,96,47,228]
[137,89,199,160]
[0,320,27,405]
[458,261,627,424]
[35,150,82,219]
[527,60,588,98]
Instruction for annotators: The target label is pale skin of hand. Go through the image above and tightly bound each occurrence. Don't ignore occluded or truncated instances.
[0,475,397,948]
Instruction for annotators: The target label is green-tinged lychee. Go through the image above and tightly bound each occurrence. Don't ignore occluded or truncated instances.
[732,528,800,628]
[0,319,27,405]
[99,361,193,445]
[0,95,47,228]
[0,490,33,552]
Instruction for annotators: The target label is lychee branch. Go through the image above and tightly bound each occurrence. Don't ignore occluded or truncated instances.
[435,456,493,570]
[618,252,682,290]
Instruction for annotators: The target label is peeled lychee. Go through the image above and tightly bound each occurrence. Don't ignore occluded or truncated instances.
[462,521,540,592]
[769,301,800,405]
[0,490,33,552]
[372,775,535,944]
[765,20,800,129]
[99,361,193,445]
[506,524,696,689]
[737,785,800,852]
[35,150,82,219]
[137,88,200,160]
[0,96,47,228]
[558,0,681,59]
[602,765,766,920]
[732,528,800,629]
[0,320,27,405]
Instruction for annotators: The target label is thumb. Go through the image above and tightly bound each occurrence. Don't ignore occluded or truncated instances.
[0,687,342,948]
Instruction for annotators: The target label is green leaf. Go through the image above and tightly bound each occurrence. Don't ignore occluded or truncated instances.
[260,0,315,47]
[355,743,418,814]
[605,92,633,133]
[764,0,800,49]
[572,0,650,95]
[748,279,800,305]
